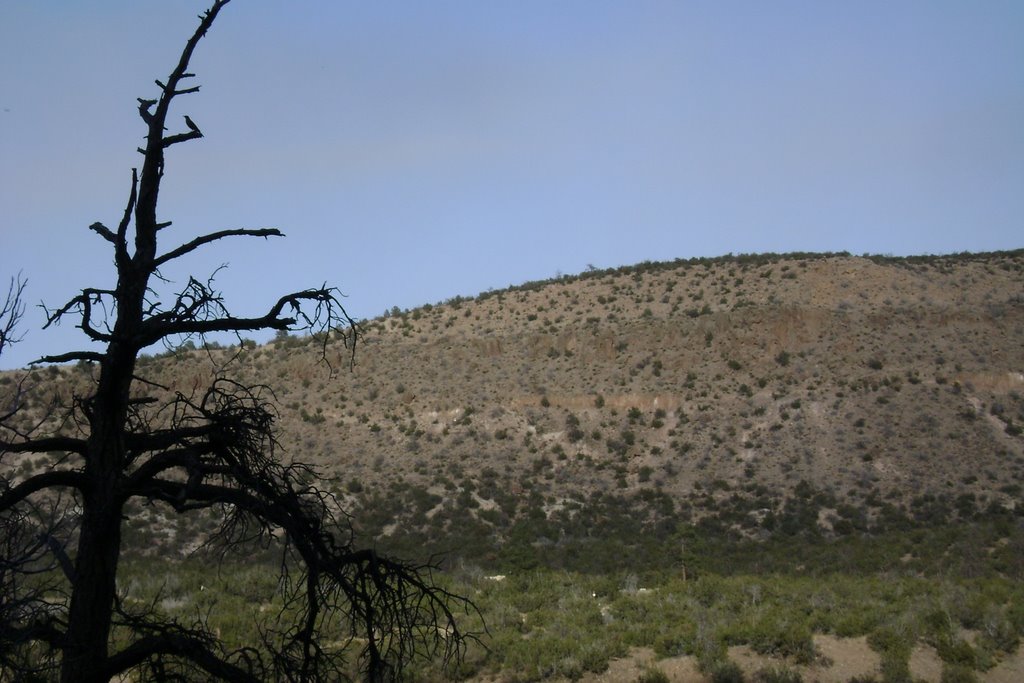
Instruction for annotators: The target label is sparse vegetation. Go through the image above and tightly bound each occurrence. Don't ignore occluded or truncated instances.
[3,248,1024,680]
[99,554,1024,682]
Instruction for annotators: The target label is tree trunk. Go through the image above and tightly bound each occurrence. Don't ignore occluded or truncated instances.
[60,493,122,683]
[61,343,135,683]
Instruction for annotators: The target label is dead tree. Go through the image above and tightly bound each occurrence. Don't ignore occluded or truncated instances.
[0,2,474,681]
[0,276,25,361]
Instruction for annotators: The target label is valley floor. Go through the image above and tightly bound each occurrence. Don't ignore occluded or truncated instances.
[569,637,1024,683]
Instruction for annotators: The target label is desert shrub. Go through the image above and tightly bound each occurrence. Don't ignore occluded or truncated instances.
[708,660,745,683]
[940,664,979,683]
[652,631,689,658]
[692,619,728,672]
[934,635,978,669]
[555,656,583,680]
[830,601,883,637]
[636,666,670,683]
[879,655,912,683]
[868,625,912,658]
[868,625,913,683]
[738,615,817,664]
[565,413,585,442]
[691,575,729,608]
[299,407,325,424]
[752,666,802,683]
[975,609,1019,655]
[490,606,620,681]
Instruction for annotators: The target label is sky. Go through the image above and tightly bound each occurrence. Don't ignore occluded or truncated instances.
[1,1,1022,370]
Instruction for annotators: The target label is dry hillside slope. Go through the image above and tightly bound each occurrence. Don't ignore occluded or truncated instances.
[4,251,1023,569]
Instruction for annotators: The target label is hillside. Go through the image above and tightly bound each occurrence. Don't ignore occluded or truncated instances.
[4,250,1024,572]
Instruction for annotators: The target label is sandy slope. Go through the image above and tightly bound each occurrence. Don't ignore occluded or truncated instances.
[569,636,1024,683]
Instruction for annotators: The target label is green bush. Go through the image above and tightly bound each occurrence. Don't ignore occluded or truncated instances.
[935,635,978,668]
[636,666,670,683]
[753,666,802,683]
[109,550,1024,682]
[879,655,912,683]
[745,619,817,664]
[975,611,1019,655]
[868,626,912,659]
[940,664,979,683]
[693,623,728,673]
[869,625,914,683]
[652,630,689,658]
[709,660,746,683]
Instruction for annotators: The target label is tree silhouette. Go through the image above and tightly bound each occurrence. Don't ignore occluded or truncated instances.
[0,2,474,681]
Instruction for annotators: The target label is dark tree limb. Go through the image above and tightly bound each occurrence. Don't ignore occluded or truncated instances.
[125,423,218,456]
[0,274,26,357]
[114,169,138,268]
[161,129,204,148]
[154,228,283,268]
[104,632,260,683]
[89,222,117,244]
[1,497,74,679]
[136,98,157,124]
[39,532,76,582]
[0,617,66,650]
[42,288,117,342]
[0,471,90,512]
[34,351,105,365]
[0,436,87,457]
[136,287,353,348]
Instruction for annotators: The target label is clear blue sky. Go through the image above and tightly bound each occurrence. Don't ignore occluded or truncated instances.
[1,1,1022,369]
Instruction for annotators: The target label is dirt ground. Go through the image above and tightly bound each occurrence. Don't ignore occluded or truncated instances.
[572,636,1024,683]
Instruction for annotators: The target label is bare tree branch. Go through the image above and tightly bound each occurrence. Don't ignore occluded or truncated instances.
[136,287,354,348]
[42,288,117,342]
[89,222,117,244]
[136,98,157,124]
[154,228,283,268]
[0,471,90,512]
[114,169,138,268]
[0,274,26,358]
[34,351,105,365]
[161,129,204,148]
[0,436,88,458]
[104,632,261,683]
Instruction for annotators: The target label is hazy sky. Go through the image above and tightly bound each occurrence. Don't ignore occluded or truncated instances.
[1,1,1022,369]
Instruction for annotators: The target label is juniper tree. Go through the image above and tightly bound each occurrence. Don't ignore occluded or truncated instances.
[0,2,473,681]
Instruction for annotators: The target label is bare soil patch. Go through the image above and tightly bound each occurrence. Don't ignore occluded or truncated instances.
[560,637,1024,683]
